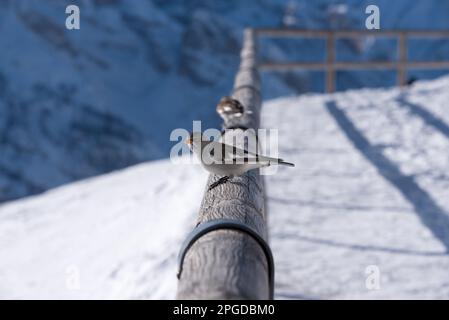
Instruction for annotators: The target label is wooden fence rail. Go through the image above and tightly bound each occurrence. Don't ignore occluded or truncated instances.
[176,28,272,300]
[255,28,449,92]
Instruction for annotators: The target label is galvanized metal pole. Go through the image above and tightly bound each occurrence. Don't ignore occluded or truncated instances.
[176,28,272,300]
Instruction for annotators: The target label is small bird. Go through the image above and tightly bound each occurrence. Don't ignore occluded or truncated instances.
[186,132,294,190]
[216,97,245,118]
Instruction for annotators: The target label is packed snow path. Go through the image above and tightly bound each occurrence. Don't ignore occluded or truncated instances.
[1,77,449,299]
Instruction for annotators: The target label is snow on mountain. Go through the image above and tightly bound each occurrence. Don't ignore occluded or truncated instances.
[2,75,449,299]
[2,0,449,202]
[0,158,208,299]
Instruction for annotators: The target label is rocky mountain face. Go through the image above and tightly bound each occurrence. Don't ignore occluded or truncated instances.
[1,0,448,202]
[0,80,150,201]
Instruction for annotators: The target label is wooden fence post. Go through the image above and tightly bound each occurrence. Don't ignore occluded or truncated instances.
[176,28,272,300]
[326,32,336,93]
[397,32,407,86]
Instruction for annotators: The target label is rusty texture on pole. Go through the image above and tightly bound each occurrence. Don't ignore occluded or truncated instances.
[176,28,271,300]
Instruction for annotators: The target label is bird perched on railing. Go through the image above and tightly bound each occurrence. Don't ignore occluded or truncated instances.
[216,97,246,118]
[186,132,294,190]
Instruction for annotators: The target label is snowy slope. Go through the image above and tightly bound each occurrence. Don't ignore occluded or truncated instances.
[2,75,449,299]
[265,75,449,299]
[0,159,208,299]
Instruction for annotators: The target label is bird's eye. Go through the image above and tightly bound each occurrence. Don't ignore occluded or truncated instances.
[186,132,194,145]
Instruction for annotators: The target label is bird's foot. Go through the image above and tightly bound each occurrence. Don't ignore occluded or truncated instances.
[208,176,230,191]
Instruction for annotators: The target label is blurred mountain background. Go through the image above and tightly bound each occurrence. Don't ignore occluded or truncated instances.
[1,0,449,202]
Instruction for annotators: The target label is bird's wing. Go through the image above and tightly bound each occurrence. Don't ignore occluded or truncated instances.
[209,141,276,164]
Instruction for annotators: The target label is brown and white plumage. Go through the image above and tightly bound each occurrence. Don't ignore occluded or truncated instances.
[186,132,294,178]
[216,97,245,118]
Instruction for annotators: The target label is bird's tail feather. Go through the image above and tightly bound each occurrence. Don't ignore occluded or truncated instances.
[278,159,295,167]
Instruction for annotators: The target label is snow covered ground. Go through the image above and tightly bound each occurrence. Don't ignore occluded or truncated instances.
[265,75,449,299]
[0,160,208,299]
[1,75,449,299]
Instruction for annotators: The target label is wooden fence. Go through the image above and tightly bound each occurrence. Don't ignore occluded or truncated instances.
[256,29,449,92]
